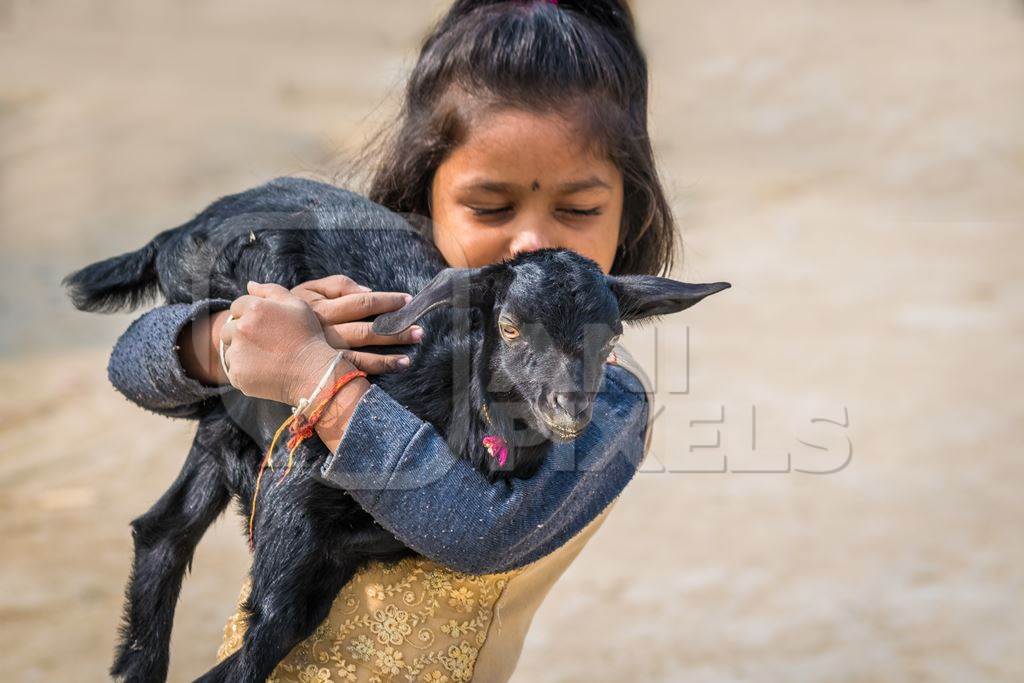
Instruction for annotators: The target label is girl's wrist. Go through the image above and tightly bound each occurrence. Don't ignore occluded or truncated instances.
[179,309,231,386]
[311,371,371,454]
[289,344,372,453]
[286,342,354,407]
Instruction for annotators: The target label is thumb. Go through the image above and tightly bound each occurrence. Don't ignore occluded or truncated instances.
[247,281,291,301]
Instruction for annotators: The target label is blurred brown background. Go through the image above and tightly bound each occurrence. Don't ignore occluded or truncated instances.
[1,1,1022,681]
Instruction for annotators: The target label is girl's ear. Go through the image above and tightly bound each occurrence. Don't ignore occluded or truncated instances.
[607,275,730,321]
[372,267,484,335]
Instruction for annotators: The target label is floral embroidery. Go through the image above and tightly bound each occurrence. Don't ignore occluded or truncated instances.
[333,660,358,682]
[370,605,413,645]
[440,642,477,682]
[217,557,514,682]
[374,646,404,675]
[297,665,332,683]
[347,635,375,662]
[446,587,475,612]
[423,570,453,594]
[440,619,471,638]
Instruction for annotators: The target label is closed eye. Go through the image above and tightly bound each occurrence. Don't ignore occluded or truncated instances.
[470,205,513,217]
[558,207,602,217]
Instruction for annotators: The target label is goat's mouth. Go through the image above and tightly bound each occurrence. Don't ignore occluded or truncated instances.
[531,406,589,442]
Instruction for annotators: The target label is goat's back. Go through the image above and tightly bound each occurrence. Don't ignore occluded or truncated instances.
[151,178,446,306]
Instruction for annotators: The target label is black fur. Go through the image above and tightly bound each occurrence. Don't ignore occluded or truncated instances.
[65,177,728,682]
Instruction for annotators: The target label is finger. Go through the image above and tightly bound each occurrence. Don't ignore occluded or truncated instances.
[316,291,413,323]
[324,322,423,348]
[229,295,259,318]
[222,342,239,386]
[340,349,410,375]
[219,315,238,345]
[247,281,292,302]
[295,274,370,299]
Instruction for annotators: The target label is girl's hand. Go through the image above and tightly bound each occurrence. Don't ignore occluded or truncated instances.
[220,277,420,405]
[289,275,422,374]
[220,282,340,405]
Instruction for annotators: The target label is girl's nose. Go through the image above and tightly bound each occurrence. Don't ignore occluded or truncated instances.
[508,227,558,257]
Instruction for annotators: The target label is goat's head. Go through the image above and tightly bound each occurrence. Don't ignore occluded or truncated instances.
[373,248,730,444]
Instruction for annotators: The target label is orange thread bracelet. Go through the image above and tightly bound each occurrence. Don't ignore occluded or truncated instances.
[248,368,367,549]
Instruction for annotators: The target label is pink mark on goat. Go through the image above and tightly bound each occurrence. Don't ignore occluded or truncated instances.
[482,435,509,467]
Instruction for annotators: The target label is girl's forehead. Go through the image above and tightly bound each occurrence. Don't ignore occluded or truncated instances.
[445,109,617,187]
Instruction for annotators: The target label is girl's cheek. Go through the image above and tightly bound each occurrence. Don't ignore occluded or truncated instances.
[434,216,505,268]
[573,238,616,273]
[566,219,619,273]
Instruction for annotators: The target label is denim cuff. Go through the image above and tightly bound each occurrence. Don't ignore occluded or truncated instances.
[107,299,232,417]
[317,384,437,496]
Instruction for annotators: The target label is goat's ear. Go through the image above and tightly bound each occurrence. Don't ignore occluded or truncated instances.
[371,267,481,335]
[607,275,731,321]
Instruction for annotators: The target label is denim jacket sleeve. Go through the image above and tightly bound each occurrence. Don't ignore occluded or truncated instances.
[107,300,233,418]
[108,302,651,574]
[315,363,650,574]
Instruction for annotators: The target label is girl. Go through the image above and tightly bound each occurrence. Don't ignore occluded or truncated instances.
[108,1,678,680]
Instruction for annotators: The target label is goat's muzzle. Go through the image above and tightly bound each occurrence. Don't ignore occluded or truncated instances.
[533,391,593,442]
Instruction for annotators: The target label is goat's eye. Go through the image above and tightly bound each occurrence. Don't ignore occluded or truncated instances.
[499,321,520,341]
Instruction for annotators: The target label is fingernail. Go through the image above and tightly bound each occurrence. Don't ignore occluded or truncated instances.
[357,285,372,292]
[410,326,424,341]
[402,294,413,304]
[398,356,411,367]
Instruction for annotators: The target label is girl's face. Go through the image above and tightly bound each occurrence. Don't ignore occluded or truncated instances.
[430,109,623,274]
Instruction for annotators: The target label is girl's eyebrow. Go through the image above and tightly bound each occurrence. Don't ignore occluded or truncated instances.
[557,176,612,194]
[463,180,516,194]
[461,177,611,194]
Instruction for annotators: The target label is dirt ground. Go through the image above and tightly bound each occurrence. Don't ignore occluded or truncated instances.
[1,1,1022,681]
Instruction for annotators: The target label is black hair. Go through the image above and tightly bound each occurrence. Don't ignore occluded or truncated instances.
[366,0,677,276]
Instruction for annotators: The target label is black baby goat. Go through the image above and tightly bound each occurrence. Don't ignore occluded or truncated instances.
[65,177,729,682]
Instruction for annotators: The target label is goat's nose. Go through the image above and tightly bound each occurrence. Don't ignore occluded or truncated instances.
[552,391,589,418]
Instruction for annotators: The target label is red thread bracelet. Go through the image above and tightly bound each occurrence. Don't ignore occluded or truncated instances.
[248,368,367,549]
[286,368,368,455]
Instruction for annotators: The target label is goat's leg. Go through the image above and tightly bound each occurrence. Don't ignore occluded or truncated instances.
[195,561,357,683]
[194,536,358,682]
[111,433,231,683]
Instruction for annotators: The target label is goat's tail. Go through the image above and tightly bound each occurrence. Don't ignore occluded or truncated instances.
[63,229,172,313]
